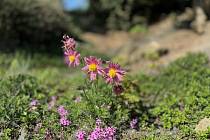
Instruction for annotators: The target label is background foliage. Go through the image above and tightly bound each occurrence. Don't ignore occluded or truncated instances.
[0,0,79,53]
[81,0,191,31]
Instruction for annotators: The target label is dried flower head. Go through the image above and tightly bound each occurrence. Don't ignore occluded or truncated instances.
[62,34,76,51]
[48,96,57,110]
[113,85,124,95]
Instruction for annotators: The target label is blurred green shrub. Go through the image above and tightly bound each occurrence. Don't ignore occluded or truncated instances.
[0,0,79,53]
[129,24,148,34]
[87,0,191,31]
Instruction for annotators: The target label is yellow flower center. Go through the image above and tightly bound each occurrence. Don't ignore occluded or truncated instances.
[108,68,116,78]
[89,63,97,71]
[69,55,75,62]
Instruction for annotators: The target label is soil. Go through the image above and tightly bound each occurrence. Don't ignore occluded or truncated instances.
[82,16,210,74]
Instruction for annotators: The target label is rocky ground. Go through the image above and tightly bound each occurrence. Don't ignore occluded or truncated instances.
[82,16,210,74]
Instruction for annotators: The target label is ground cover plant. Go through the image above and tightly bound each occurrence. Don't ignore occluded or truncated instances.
[0,36,135,139]
[0,35,210,139]
[136,53,210,139]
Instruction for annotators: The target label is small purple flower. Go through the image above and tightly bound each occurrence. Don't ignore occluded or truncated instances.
[60,117,71,126]
[30,99,38,106]
[104,126,116,138]
[88,127,101,140]
[76,130,86,140]
[88,125,116,140]
[57,106,68,117]
[74,96,82,103]
[130,118,138,129]
[96,118,102,126]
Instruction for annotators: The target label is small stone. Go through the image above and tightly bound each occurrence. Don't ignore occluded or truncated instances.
[195,118,210,132]
[191,7,207,34]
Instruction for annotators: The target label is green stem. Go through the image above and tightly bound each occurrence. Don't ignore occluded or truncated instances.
[83,80,98,118]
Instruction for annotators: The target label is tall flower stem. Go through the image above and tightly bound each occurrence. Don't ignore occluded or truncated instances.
[82,80,99,118]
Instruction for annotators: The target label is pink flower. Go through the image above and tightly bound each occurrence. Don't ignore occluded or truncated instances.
[60,117,71,126]
[74,96,82,103]
[76,130,86,140]
[57,106,68,117]
[104,63,126,85]
[82,56,104,81]
[88,127,102,140]
[104,126,116,138]
[88,126,116,140]
[65,50,80,67]
[62,35,76,51]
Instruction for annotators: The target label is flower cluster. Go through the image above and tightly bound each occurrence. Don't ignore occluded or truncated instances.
[96,118,102,126]
[130,118,138,129]
[30,99,39,107]
[62,35,80,67]
[87,126,116,140]
[75,119,116,140]
[59,117,71,126]
[62,34,76,51]
[57,105,71,126]
[74,96,82,103]
[61,35,126,86]
[29,99,39,111]
[58,106,68,116]
[76,130,86,140]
